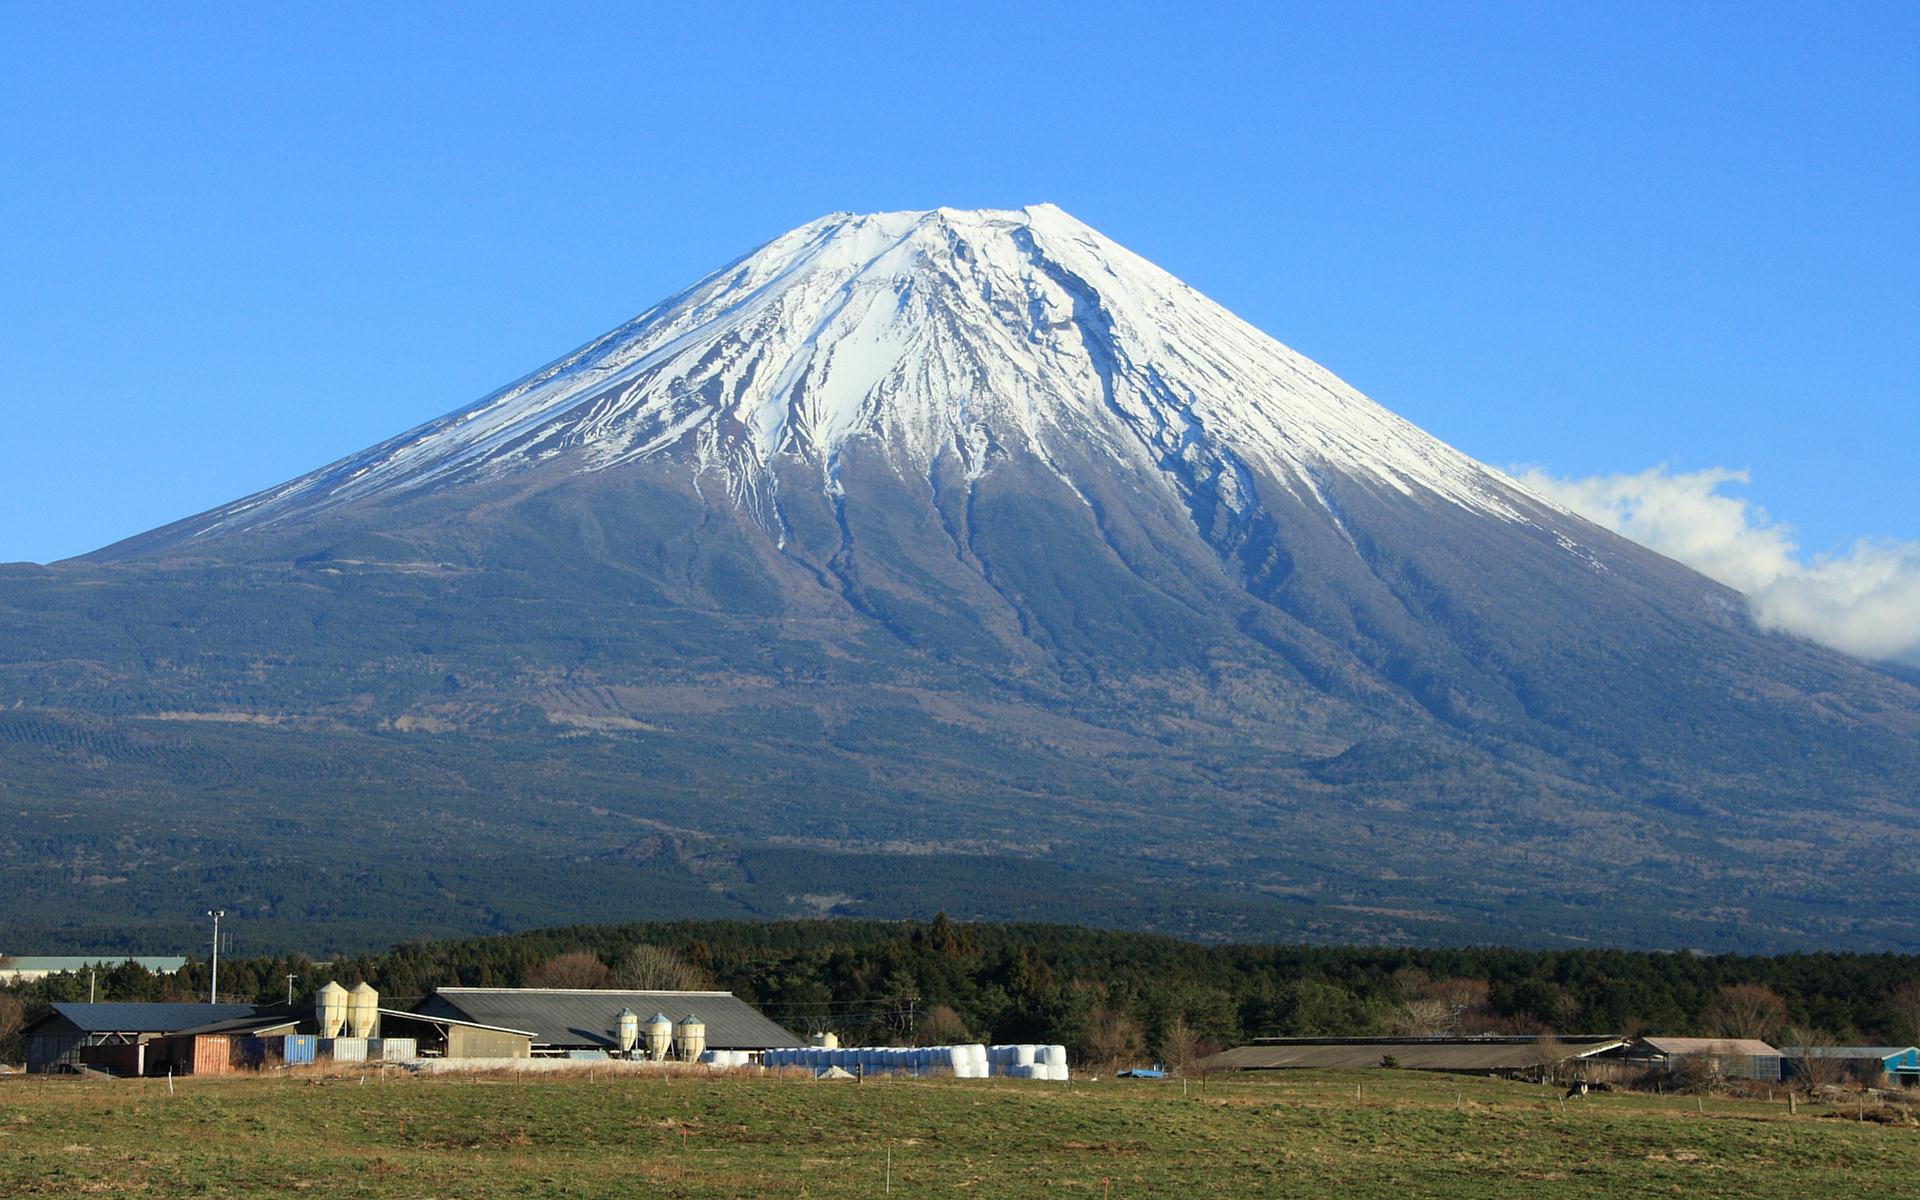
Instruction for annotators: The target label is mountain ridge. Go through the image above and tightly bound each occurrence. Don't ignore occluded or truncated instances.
[7,206,1919,953]
[95,204,1554,561]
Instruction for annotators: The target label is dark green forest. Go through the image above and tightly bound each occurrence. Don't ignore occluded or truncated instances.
[8,918,1919,1066]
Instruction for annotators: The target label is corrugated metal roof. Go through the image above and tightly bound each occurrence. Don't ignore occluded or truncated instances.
[1636,1037,1780,1057]
[48,1003,256,1034]
[174,1015,300,1037]
[1202,1036,1627,1073]
[377,1007,536,1037]
[414,988,800,1050]
[1777,1046,1917,1059]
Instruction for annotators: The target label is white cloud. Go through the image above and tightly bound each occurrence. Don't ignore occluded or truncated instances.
[1515,465,1920,667]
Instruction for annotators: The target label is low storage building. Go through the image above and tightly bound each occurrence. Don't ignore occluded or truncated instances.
[1199,1036,1628,1077]
[1606,1036,1783,1081]
[1778,1045,1920,1087]
[24,1003,256,1074]
[162,1010,315,1071]
[409,987,801,1058]
[377,1008,535,1059]
[147,1032,236,1076]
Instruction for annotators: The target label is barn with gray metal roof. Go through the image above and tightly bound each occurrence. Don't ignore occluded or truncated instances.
[409,987,802,1054]
[22,1003,257,1073]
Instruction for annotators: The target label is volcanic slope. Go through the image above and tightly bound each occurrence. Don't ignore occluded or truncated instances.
[5,205,1918,952]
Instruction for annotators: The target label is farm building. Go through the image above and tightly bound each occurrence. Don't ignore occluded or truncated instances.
[23,1002,255,1073]
[377,1007,534,1059]
[1603,1036,1783,1081]
[1199,1035,1628,1076]
[1778,1046,1920,1086]
[24,987,800,1071]
[0,955,187,984]
[144,1031,239,1077]
[408,987,802,1057]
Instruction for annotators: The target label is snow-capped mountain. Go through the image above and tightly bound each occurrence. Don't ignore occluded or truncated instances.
[165,205,1539,548]
[26,207,1920,953]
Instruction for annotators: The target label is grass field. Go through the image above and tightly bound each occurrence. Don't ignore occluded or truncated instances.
[1,1068,1914,1198]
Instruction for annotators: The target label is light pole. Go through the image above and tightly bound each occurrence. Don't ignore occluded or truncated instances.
[207,910,225,1004]
[286,973,298,1006]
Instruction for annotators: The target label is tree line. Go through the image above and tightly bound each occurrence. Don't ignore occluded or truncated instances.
[6,917,1919,1067]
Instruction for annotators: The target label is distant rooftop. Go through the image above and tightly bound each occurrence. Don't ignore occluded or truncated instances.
[0,955,187,973]
[1777,1045,1918,1059]
[43,1003,255,1034]
[414,987,800,1050]
[1205,1035,1628,1073]
[1635,1036,1781,1057]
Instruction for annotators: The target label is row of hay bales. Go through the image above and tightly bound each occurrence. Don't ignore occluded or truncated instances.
[989,1043,1070,1080]
[762,1043,1070,1079]
[697,1049,755,1068]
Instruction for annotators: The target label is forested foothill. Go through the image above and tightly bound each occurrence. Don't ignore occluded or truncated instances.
[6,917,1919,1069]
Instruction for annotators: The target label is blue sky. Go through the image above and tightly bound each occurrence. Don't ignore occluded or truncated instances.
[2,3,1915,569]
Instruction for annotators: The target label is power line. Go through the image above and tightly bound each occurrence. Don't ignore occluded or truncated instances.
[753,996,921,1011]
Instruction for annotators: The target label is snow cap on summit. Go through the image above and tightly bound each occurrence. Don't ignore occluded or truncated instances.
[185,205,1539,541]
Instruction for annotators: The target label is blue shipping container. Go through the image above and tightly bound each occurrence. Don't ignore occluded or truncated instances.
[237,1037,269,1068]
[236,1034,318,1068]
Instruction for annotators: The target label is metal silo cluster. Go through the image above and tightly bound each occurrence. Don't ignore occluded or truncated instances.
[311,981,415,1063]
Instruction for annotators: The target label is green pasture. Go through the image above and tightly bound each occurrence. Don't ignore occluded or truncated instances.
[1,1068,1911,1198]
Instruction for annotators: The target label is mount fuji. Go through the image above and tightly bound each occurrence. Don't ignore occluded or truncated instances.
[6,205,1919,953]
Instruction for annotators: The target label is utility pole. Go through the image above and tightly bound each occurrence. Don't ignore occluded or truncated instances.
[207,910,225,1004]
[89,968,96,1003]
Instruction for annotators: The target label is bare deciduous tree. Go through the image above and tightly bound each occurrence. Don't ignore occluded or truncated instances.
[0,993,23,1065]
[1674,1042,1738,1094]
[1084,1005,1145,1070]
[1703,984,1789,1042]
[1888,980,1920,1047]
[1529,1031,1572,1084]
[914,1004,969,1047]
[1390,967,1431,1000]
[611,943,711,992]
[1158,1015,1203,1073]
[1386,998,1453,1036]
[527,952,612,989]
[1424,978,1493,1033]
[1783,1027,1847,1091]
